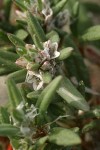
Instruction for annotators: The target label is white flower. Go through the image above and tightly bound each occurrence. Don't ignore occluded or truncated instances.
[25,104,38,120]
[25,44,36,50]
[26,70,43,91]
[41,0,53,22]
[17,101,25,110]
[42,7,53,22]
[42,40,60,59]
[16,57,28,68]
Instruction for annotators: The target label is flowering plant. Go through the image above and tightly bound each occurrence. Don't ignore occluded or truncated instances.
[0,0,100,150]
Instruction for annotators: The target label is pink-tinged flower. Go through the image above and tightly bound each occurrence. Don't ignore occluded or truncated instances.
[26,71,43,91]
[16,57,28,68]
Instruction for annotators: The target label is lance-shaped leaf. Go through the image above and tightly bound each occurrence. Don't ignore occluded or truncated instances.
[0,124,20,137]
[81,25,100,41]
[14,0,27,11]
[0,51,18,62]
[0,29,10,44]
[48,127,81,146]
[63,35,90,87]
[0,107,10,124]
[52,0,68,16]
[33,35,43,49]
[0,67,14,75]
[37,0,43,11]
[7,33,25,47]
[6,78,23,108]
[7,69,27,83]
[34,136,48,150]
[27,91,40,99]
[58,47,73,61]
[15,29,28,40]
[12,109,24,122]
[46,30,60,43]
[0,57,21,72]
[57,77,89,111]
[37,76,62,123]
[27,12,46,42]
[37,76,62,108]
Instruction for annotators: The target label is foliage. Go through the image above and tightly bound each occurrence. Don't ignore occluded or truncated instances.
[0,0,100,150]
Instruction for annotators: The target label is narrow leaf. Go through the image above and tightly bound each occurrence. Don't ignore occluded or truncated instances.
[52,0,68,16]
[7,69,27,84]
[57,77,89,111]
[58,47,73,60]
[27,12,46,42]
[48,127,81,146]
[0,124,20,137]
[6,78,23,107]
[0,107,10,124]
[7,33,25,47]
[81,25,100,41]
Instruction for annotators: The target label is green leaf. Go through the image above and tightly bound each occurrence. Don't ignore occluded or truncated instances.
[7,33,25,47]
[0,67,13,75]
[72,1,80,17]
[27,91,40,99]
[12,109,24,122]
[46,30,60,43]
[37,76,62,124]
[0,57,21,72]
[7,69,27,83]
[34,136,48,150]
[63,35,90,87]
[42,72,52,84]
[27,12,46,42]
[0,50,18,62]
[57,77,89,111]
[0,29,10,44]
[0,124,20,137]
[37,76,62,108]
[33,35,43,49]
[14,0,27,11]
[58,47,73,60]
[81,25,100,41]
[48,127,81,146]
[37,0,43,11]
[6,78,23,107]
[15,29,28,40]
[0,107,10,124]
[52,0,68,16]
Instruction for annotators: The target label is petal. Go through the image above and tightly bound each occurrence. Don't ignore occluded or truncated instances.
[42,7,53,22]
[51,42,58,52]
[25,44,36,50]
[37,81,44,90]
[16,57,28,68]
[53,51,60,59]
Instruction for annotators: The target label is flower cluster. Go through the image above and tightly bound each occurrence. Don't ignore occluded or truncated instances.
[16,0,53,23]
[16,40,60,91]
